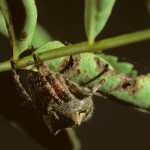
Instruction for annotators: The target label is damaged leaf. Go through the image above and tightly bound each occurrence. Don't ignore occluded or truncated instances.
[99,53,138,76]
[104,74,150,110]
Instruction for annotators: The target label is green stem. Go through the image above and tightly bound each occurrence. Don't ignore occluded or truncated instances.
[66,129,81,150]
[0,28,150,72]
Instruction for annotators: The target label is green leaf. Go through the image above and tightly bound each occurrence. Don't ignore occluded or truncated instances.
[0,0,37,60]
[0,12,51,48]
[24,41,66,71]
[84,0,116,44]
[31,24,52,48]
[97,72,150,112]
[0,11,8,36]
[99,53,138,76]
[34,41,64,54]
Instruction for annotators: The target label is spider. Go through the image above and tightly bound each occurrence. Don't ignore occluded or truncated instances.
[11,53,106,134]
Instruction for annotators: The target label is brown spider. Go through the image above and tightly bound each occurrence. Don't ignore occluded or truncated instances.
[11,54,105,134]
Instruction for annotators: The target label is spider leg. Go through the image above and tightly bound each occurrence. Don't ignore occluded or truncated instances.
[48,73,74,102]
[10,60,32,103]
[26,72,40,108]
[63,54,80,79]
[65,79,91,100]
[91,78,106,93]
[66,64,108,98]
[32,53,62,104]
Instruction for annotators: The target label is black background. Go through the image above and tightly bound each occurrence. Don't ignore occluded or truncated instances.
[0,0,150,150]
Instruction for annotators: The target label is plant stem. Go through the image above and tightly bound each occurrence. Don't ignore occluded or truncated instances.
[0,28,150,72]
[66,129,81,150]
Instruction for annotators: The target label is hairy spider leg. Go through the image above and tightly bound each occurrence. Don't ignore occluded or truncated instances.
[46,72,75,102]
[32,53,62,104]
[63,56,109,99]
[10,60,32,103]
[63,54,80,79]
[65,79,92,99]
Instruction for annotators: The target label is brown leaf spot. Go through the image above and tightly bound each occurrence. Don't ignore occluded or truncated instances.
[19,32,27,41]
[94,56,106,72]
[118,77,138,94]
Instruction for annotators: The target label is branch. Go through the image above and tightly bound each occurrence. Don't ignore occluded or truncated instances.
[0,28,150,72]
[0,29,150,115]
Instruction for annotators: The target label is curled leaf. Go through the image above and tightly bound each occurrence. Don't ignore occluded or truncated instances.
[0,12,51,48]
[84,0,116,44]
[0,0,37,60]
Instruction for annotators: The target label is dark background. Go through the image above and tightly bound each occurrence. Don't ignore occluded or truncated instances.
[0,0,150,150]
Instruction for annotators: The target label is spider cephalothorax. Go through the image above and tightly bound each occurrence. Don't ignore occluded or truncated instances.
[11,57,99,134]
